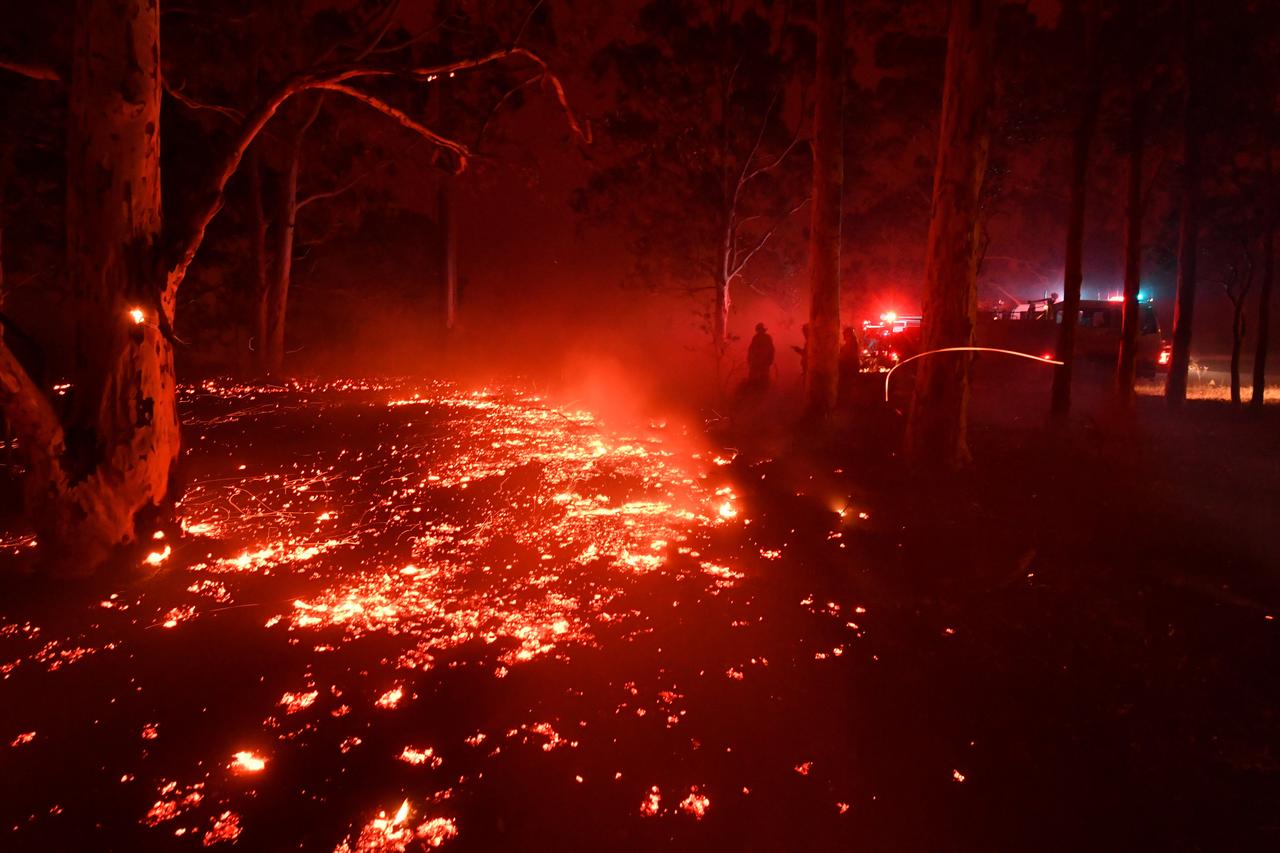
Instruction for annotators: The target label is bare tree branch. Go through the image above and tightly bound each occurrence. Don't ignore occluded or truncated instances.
[296,167,376,211]
[165,47,590,307]
[0,59,61,82]
[353,0,403,61]
[743,116,806,184]
[162,77,244,121]
[370,19,451,55]
[317,83,470,161]
[736,90,780,188]
[475,73,542,150]
[511,0,546,49]
[729,196,808,281]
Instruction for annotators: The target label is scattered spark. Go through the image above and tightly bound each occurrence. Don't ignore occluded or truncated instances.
[202,811,242,846]
[679,788,711,819]
[639,786,661,817]
[161,606,195,628]
[144,781,204,826]
[952,769,966,783]
[334,799,457,852]
[0,380,759,848]
[278,691,319,714]
[398,747,442,768]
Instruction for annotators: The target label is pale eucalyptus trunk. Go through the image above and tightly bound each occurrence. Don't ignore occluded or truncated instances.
[905,0,998,469]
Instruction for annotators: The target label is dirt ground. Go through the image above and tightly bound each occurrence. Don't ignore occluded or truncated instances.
[0,373,1276,851]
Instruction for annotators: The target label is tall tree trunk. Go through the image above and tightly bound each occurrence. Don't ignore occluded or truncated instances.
[1252,147,1273,410]
[1165,0,1200,407]
[265,137,300,377]
[264,100,321,377]
[1050,0,1101,419]
[1114,92,1147,402]
[905,0,998,469]
[56,0,178,568]
[248,147,271,375]
[1230,301,1244,405]
[432,77,459,333]
[440,175,458,331]
[716,262,727,368]
[804,0,845,418]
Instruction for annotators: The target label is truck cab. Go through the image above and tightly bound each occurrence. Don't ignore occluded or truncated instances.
[982,297,1168,377]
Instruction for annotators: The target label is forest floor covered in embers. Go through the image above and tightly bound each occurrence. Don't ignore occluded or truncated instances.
[0,376,1278,852]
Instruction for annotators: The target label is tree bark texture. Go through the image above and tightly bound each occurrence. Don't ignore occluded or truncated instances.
[1165,0,1200,406]
[248,147,271,375]
[1252,148,1273,409]
[441,175,458,330]
[1230,302,1244,404]
[804,0,845,418]
[1050,0,1101,418]
[49,0,178,569]
[264,98,321,376]
[1114,93,1146,402]
[905,0,998,469]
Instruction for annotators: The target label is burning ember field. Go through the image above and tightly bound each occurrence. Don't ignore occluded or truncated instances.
[0,380,858,850]
[3,379,1278,851]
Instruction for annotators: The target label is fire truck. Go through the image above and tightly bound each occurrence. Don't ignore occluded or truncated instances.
[860,312,922,371]
[861,297,1171,377]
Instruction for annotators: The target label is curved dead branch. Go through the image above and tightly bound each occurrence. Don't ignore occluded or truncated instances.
[316,82,471,165]
[165,47,590,305]
[0,59,62,82]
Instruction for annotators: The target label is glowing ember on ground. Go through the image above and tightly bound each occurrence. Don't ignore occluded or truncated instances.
[279,690,320,713]
[640,786,662,817]
[334,799,458,852]
[375,686,404,709]
[160,606,196,628]
[144,781,204,826]
[397,746,442,767]
[0,380,769,848]
[679,788,711,819]
[202,811,242,846]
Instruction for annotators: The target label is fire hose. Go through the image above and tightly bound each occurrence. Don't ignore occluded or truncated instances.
[883,347,1064,402]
